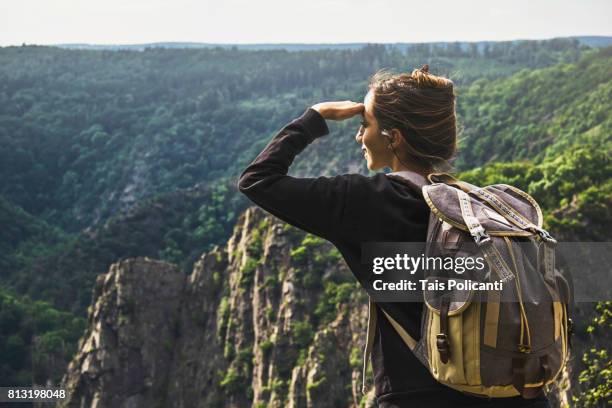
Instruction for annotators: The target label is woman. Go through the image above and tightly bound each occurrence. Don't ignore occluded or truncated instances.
[237,66,550,407]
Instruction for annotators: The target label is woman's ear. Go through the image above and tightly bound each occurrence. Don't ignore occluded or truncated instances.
[389,128,404,149]
[381,130,393,149]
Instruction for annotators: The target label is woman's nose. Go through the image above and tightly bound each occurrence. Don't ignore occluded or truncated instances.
[355,128,363,144]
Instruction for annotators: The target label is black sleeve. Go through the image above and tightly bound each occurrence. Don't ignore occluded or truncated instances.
[237,108,350,242]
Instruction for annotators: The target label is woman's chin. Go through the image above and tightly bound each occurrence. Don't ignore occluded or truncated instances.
[367,161,383,171]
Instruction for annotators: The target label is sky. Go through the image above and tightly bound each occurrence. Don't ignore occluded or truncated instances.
[0,0,610,46]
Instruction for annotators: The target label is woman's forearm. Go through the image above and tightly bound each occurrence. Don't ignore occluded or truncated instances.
[237,108,329,193]
[237,108,350,242]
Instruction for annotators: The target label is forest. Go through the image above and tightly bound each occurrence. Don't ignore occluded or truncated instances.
[0,38,609,406]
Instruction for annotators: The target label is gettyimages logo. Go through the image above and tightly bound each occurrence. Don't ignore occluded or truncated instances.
[371,253,486,275]
[361,241,610,303]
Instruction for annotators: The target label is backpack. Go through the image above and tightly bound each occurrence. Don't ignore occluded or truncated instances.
[362,171,572,399]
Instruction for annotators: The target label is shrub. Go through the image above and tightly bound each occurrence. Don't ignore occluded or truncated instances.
[292,321,313,349]
[219,367,244,394]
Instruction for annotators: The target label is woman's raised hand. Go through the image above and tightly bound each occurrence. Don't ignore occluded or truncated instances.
[311,101,365,120]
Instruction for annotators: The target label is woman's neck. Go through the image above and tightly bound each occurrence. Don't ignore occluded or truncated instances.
[389,157,434,177]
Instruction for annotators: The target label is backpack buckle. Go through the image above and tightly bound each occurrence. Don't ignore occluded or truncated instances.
[532,226,557,243]
[518,344,531,353]
[472,226,491,246]
[436,334,450,363]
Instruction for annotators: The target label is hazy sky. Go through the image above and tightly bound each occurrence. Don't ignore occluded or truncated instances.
[1,0,610,46]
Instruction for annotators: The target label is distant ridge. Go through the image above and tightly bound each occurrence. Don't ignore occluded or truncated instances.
[51,36,612,52]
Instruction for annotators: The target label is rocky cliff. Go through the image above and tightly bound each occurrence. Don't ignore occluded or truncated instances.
[60,207,375,407]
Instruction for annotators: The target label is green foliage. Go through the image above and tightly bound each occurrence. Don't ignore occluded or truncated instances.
[291,321,314,349]
[265,306,276,321]
[529,146,610,210]
[0,287,86,386]
[237,347,254,367]
[240,257,259,286]
[359,394,369,408]
[219,367,244,394]
[0,40,607,392]
[0,196,72,277]
[546,180,612,241]
[301,270,319,290]
[3,180,248,315]
[306,375,327,391]
[320,247,342,264]
[216,297,229,339]
[257,219,269,232]
[572,302,611,407]
[289,246,307,262]
[262,275,278,290]
[247,228,264,258]
[290,233,348,291]
[301,234,325,247]
[212,271,222,286]
[268,378,284,393]
[223,342,235,360]
[0,41,585,233]
[315,282,359,325]
[259,339,274,356]
[117,314,129,326]
[0,42,596,303]
[459,143,611,240]
[574,348,611,407]
[350,347,362,369]
[296,349,308,367]
[458,162,534,191]
[455,47,610,169]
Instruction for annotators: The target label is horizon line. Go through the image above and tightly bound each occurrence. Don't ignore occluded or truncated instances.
[2,35,611,48]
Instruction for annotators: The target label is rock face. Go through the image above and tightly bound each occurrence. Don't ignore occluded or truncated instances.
[60,207,375,408]
[60,258,185,407]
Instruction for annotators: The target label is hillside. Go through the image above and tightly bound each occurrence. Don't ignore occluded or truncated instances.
[0,41,609,405]
[455,46,611,169]
[60,208,371,407]
[4,180,248,313]
[4,46,609,315]
[0,39,586,231]
[0,287,85,386]
[0,196,70,277]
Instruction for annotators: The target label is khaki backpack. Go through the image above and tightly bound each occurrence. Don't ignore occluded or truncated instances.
[362,171,572,399]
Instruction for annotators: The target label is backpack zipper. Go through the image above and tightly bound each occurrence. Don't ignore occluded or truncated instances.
[504,236,532,353]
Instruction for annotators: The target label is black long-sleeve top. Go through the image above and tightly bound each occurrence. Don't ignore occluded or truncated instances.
[237,108,550,408]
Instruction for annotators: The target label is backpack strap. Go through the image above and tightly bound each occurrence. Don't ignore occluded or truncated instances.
[427,172,476,193]
[388,170,479,194]
[379,307,418,351]
[468,187,556,243]
[466,187,558,298]
[428,173,556,245]
[462,187,558,296]
[511,357,547,399]
[456,189,515,283]
[361,297,378,395]
[361,298,419,395]
[436,295,451,363]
